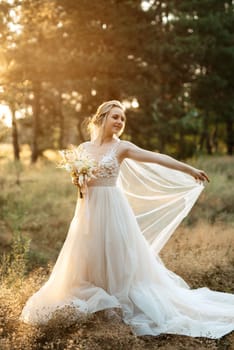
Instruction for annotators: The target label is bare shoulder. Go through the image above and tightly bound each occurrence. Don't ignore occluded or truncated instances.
[119,140,138,148]
[119,140,135,152]
[118,140,139,161]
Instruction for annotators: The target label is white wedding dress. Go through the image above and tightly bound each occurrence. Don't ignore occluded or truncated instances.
[20,139,234,338]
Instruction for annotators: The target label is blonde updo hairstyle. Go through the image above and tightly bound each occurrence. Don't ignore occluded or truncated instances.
[88,100,125,142]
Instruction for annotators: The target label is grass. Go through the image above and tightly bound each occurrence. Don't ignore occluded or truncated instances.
[0,144,233,349]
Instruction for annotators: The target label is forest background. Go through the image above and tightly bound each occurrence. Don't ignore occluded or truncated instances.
[0,1,234,349]
[0,0,234,160]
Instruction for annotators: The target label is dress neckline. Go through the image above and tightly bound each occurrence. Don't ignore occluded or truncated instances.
[82,139,120,164]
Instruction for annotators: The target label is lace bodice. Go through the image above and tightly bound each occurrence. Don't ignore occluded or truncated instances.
[79,140,120,187]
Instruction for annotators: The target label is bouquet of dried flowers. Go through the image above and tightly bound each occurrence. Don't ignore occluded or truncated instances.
[58,146,97,198]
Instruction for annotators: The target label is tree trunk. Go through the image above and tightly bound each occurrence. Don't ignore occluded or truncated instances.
[178,127,185,159]
[158,133,165,153]
[11,106,20,161]
[226,119,233,155]
[31,81,41,163]
[199,114,212,154]
[211,122,218,153]
[198,130,205,152]
[58,93,64,149]
[206,134,212,155]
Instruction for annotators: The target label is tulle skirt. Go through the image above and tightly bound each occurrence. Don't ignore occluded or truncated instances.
[20,186,234,338]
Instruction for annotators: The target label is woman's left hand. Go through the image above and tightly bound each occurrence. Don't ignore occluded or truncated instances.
[188,167,210,183]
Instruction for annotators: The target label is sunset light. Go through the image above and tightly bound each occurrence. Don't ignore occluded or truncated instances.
[0,1,233,349]
[0,104,12,127]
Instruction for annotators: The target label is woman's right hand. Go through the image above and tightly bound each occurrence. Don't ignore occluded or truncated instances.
[188,167,210,183]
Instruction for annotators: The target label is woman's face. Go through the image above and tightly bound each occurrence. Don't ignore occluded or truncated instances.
[104,107,126,136]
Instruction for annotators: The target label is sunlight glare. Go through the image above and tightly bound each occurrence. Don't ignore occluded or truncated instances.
[8,5,23,34]
[123,98,139,110]
[141,0,154,11]
[0,104,30,127]
[132,98,139,108]
[0,105,12,127]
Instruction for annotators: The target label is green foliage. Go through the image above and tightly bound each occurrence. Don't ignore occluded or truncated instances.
[0,0,234,157]
[165,0,234,154]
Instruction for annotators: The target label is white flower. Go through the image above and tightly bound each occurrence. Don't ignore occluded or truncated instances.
[65,164,73,172]
[74,160,84,168]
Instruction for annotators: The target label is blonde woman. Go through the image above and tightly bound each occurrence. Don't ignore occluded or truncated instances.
[21,100,234,338]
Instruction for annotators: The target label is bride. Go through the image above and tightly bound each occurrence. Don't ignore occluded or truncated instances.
[20,100,234,338]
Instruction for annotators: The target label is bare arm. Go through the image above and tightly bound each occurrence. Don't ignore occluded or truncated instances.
[120,141,209,182]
